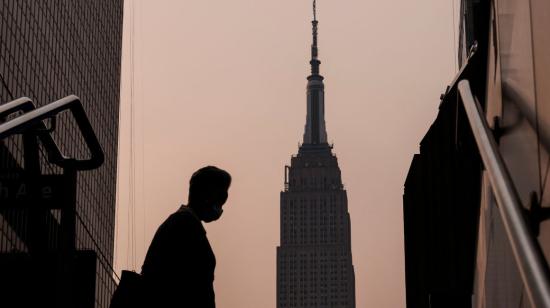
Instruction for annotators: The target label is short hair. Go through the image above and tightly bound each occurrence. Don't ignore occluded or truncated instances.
[189,166,231,202]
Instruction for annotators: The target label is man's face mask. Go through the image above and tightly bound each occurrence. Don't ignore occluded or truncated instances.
[200,188,227,222]
[201,203,223,222]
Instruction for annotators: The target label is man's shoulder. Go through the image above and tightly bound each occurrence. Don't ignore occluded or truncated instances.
[162,207,204,233]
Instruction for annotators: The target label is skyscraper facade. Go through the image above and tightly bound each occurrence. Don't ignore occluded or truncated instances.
[404,0,550,307]
[277,6,356,308]
[0,1,123,307]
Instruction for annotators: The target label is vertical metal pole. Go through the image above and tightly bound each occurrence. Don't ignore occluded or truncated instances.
[59,168,77,308]
[22,131,45,253]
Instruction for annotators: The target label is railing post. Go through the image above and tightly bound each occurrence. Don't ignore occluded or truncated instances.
[59,167,77,308]
[22,131,47,254]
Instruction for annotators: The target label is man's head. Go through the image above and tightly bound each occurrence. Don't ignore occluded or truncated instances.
[188,166,231,222]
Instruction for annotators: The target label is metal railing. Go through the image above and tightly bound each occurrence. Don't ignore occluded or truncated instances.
[0,97,35,116]
[0,95,104,170]
[0,97,66,167]
[1,95,115,306]
[458,80,550,308]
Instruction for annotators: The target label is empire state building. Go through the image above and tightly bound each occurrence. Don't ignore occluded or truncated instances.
[276,3,356,307]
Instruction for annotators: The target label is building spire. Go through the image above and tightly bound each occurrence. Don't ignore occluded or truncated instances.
[310,0,320,75]
[313,0,317,21]
[302,0,328,146]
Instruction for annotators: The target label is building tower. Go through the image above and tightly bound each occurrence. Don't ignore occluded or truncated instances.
[277,2,356,307]
[0,1,123,307]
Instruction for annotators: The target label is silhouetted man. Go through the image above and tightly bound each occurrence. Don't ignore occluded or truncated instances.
[141,166,231,307]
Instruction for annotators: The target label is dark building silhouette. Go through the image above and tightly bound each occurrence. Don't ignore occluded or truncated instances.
[277,5,356,308]
[0,1,123,307]
[404,0,550,307]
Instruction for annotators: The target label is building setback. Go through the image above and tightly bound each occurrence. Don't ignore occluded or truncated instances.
[277,4,356,308]
[0,1,123,307]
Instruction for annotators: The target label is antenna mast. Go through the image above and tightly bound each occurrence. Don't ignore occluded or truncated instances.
[313,0,317,21]
[310,0,320,75]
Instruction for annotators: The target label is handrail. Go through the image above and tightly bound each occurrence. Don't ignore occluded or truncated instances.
[0,97,35,117]
[458,80,550,308]
[0,97,66,166]
[502,79,550,153]
[0,95,104,170]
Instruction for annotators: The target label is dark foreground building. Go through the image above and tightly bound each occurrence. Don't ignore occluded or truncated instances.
[277,6,356,308]
[0,1,123,307]
[404,0,550,307]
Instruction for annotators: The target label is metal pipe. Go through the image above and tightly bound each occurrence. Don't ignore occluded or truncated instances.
[0,97,66,165]
[0,95,104,170]
[0,97,34,118]
[458,80,550,308]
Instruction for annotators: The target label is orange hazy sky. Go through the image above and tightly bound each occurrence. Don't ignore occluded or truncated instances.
[115,1,459,307]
